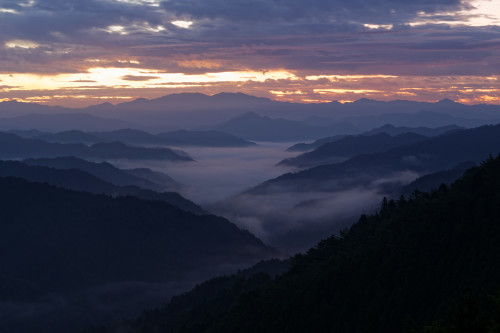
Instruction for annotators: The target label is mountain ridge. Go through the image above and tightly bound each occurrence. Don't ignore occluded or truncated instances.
[2,93,500,130]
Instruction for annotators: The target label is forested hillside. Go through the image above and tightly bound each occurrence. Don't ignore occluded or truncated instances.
[0,177,278,333]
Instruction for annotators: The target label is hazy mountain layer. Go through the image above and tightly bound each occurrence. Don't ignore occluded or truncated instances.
[400,161,476,197]
[0,160,201,214]
[363,123,464,137]
[23,156,180,192]
[279,133,428,168]
[31,128,256,147]
[258,124,500,194]
[2,94,500,131]
[0,132,193,161]
[211,111,359,141]
[286,124,463,152]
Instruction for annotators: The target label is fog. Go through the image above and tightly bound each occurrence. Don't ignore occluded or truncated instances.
[209,170,420,253]
[113,142,297,204]
[113,145,420,254]
[0,261,258,333]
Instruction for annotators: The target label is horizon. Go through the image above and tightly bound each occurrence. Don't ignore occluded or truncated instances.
[0,91,495,109]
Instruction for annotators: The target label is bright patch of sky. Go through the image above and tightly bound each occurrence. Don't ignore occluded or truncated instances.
[171,20,194,29]
[114,0,161,6]
[0,68,298,91]
[0,8,18,13]
[4,40,40,49]
[411,0,500,26]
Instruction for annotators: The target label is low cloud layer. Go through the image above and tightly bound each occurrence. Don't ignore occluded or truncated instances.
[209,170,419,253]
[113,142,297,203]
[112,144,421,254]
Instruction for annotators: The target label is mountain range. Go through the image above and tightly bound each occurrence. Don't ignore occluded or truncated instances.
[1,93,500,133]
[210,111,359,141]
[286,124,464,152]
[23,156,180,191]
[0,159,201,213]
[0,176,278,333]
[0,132,192,161]
[32,129,255,147]
[279,132,429,168]
[257,124,500,194]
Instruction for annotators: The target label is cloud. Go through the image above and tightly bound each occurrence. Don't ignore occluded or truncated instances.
[161,0,471,25]
[0,0,498,106]
[121,74,161,81]
[208,170,420,253]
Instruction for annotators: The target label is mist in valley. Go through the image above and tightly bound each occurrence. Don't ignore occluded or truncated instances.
[112,142,297,204]
[113,143,421,253]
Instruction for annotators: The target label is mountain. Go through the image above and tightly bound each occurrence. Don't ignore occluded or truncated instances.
[34,128,256,147]
[88,155,500,333]
[0,132,193,161]
[344,111,490,131]
[35,130,102,144]
[0,177,278,333]
[363,123,464,137]
[92,128,163,145]
[124,167,180,190]
[286,135,346,152]
[279,133,428,168]
[2,95,500,131]
[0,160,201,213]
[22,156,180,191]
[258,124,500,194]
[156,130,256,147]
[212,125,500,253]
[8,129,50,138]
[212,111,359,141]
[0,113,134,132]
[87,94,500,129]
[285,124,462,152]
[400,161,476,197]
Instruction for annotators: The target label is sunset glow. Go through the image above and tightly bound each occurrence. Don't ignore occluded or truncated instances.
[0,0,498,107]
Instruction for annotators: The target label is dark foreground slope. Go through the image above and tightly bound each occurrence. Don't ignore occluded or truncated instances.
[0,178,278,333]
[93,155,500,333]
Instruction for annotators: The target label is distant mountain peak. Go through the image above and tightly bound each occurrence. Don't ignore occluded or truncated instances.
[154,92,209,102]
[437,98,456,104]
[238,111,264,119]
[378,124,397,130]
[128,97,149,104]
[212,92,272,102]
[353,98,379,104]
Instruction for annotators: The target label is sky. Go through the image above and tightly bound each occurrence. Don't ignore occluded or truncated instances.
[0,0,499,107]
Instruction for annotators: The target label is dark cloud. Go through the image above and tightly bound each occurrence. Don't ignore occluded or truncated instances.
[161,0,471,24]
